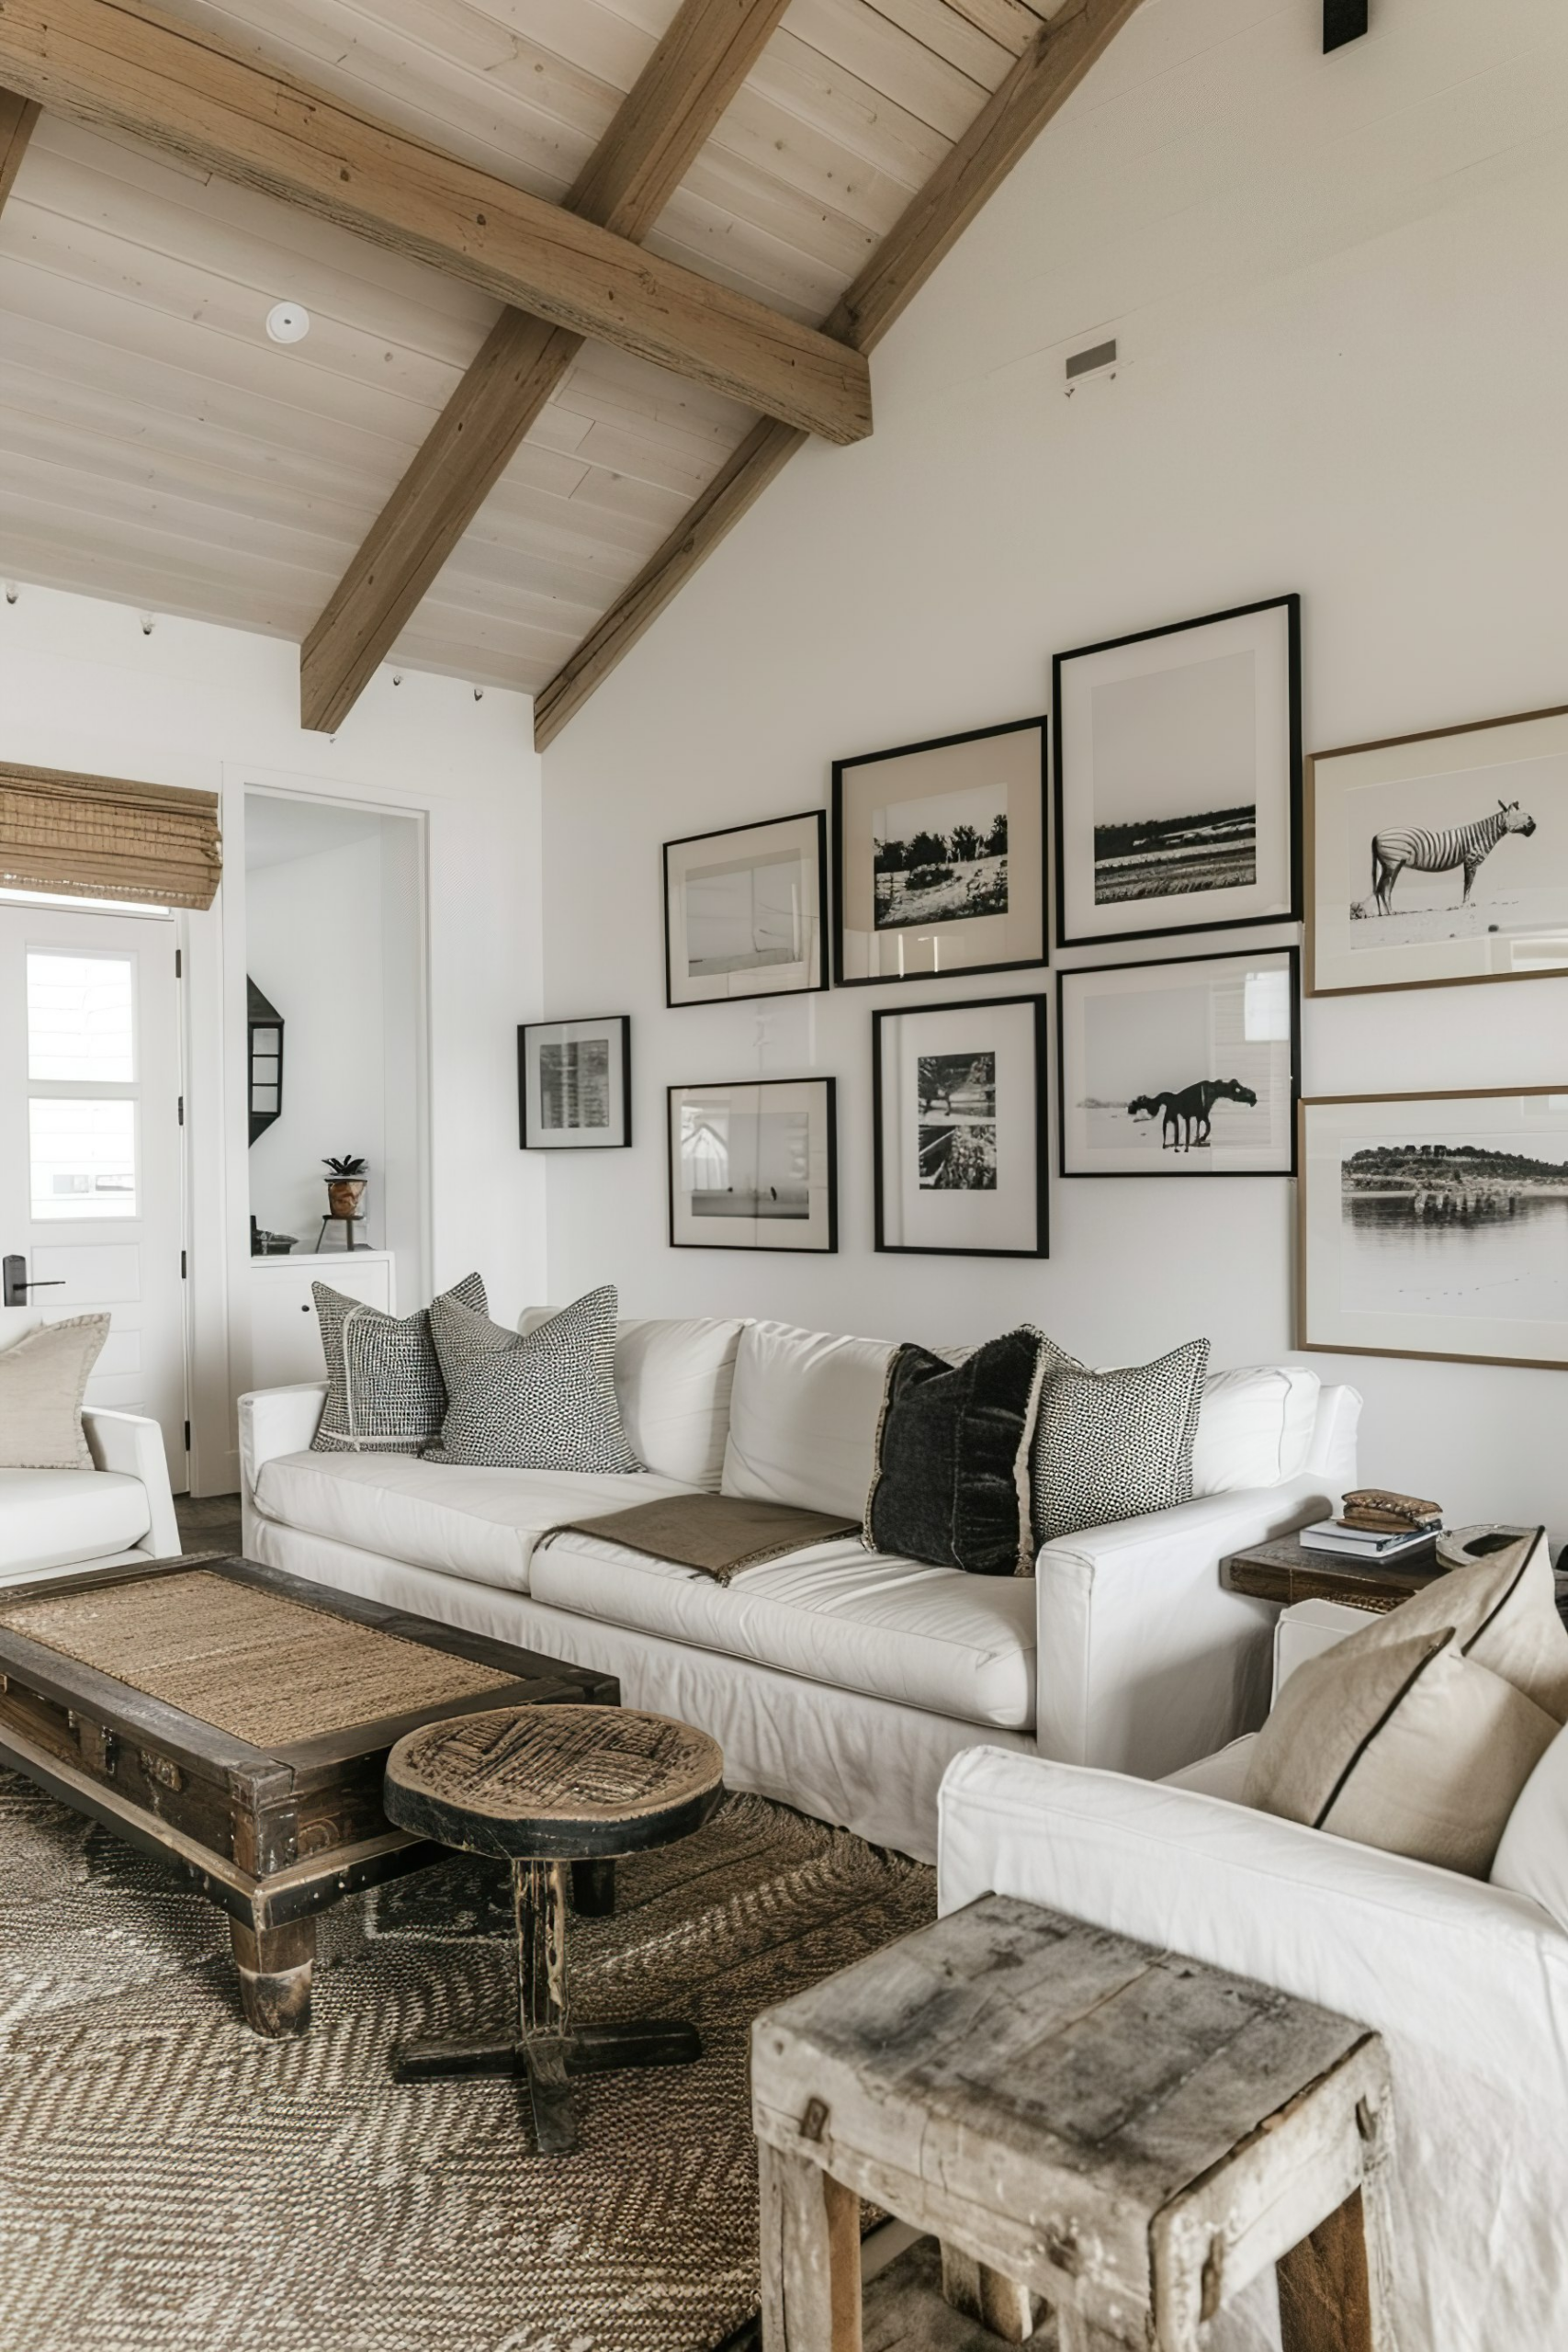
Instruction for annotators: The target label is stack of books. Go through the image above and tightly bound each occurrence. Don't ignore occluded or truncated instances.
[1299,1487,1443,1561]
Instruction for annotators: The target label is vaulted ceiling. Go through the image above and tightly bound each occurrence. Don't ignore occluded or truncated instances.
[0,2,1140,744]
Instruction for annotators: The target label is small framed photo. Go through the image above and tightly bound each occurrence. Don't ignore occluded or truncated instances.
[1306,704,1568,997]
[668,1077,837,1252]
[872,994,1047,1257]
[1058,946,1299,1178]
[833,717,1047,987]
[663,810,827,1008]
[1299,1086,1568,1371]
[1054,595,1301,949]
[519,1015,630,1149]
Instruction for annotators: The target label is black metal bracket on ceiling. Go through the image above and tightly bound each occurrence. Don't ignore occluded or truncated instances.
[1324,1,1370,51]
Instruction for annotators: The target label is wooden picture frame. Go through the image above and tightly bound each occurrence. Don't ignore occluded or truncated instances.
[519,1014,631,1149]
[1058,945,1299,1178]
[1305,704,1568,997]
[872,993,1048,1258]
[667,1076,837,1253]
[832,717,1047,988]
[1054,594,1302,949]
[1298,1083,1568,1371]
[662,810,828,1009]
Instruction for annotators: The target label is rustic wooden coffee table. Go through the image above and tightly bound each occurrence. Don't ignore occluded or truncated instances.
[0,1555,615,2039]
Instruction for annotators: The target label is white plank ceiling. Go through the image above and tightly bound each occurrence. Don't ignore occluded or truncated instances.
[0,1,1057,698]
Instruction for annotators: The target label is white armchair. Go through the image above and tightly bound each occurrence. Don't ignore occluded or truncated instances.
[937,1600,1568,2352]
[0,1405,182,1586]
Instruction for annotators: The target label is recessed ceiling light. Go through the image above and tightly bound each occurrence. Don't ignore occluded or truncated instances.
[266,301,310,345]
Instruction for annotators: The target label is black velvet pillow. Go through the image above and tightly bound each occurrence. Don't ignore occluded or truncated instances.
[863,1328,1045,1577]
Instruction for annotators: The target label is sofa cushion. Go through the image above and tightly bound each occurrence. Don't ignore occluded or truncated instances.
[530,1529,1036,1729]
[1031,1334,1210,1544]
[312,1271,486,1454]
[865,1329,1045,1577]
[722,1320,896,1519]
[252,1451,698,1593]
[1190,1365,1321,1495]
[428,1286,639,1472]
[519,1308,745,1489]
[0,1468,152,1575]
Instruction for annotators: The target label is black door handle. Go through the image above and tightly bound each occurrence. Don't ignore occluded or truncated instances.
[2,1255,65,1309]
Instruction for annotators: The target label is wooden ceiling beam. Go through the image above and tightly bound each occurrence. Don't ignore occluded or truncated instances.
[0,0,869,446]
[299,0,792,737]
[0,85,41,209]
[534,0,1149,751]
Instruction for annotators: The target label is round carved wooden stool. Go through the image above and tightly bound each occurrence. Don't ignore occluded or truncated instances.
[383,1702,724,2154]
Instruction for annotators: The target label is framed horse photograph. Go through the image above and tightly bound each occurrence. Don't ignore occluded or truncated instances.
[1057,946,1299,1178]
[1306,705,1568,996]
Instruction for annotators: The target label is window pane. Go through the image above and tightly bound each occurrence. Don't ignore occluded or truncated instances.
[29,1099,138,1218]
[28,953,136,1080]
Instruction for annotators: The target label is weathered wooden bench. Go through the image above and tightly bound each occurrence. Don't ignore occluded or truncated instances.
[752,1894,1395,2351]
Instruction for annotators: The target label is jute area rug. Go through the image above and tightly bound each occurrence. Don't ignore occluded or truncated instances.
[0,1770,934,2352]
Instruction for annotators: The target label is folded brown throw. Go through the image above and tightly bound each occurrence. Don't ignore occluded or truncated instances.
[538,1493,859,1586]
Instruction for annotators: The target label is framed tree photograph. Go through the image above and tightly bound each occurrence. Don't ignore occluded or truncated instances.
[663,810,828,1008]
[1306,704,1568,997]
[1054,595,1302,949]
[872,994,1048,1257]
[1299,1086,1568,1371]
[1058,946,1298,1178]
[668,1077,837,1252]
[519,1015,630,1149]
[833,717,1046,987]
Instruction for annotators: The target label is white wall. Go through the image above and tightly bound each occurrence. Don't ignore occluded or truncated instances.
[0,586,544,1490]
[539,0,1568,1538]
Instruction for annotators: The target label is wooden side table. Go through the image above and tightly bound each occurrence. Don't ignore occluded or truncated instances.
[1223,1530,1568,1623]
[752,1895,1395,2352]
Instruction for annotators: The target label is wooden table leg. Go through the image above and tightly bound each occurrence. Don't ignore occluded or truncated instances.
[940,2245,1038,2342]
[570,1858,616,1916]
[515,1857,578,2154]
[759,2142,861,2352]
[1278,2187,1378,2352]
[231,1916,315,2038]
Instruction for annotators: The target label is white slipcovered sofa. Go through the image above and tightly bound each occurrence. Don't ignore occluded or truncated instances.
[0,1408,182,1585]
[241,1311,1359,1860]
[938,1599,1568,2351]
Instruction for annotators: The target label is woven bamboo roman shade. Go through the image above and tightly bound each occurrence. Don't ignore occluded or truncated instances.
[0,762,222,910]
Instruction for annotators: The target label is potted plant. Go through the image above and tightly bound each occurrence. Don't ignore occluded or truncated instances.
[323,1154,368,1221]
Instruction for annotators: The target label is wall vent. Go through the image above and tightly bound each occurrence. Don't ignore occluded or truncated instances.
[1066,339,1117,382]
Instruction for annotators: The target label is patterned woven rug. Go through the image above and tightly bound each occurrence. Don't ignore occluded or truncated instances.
[0,1771,934,2352]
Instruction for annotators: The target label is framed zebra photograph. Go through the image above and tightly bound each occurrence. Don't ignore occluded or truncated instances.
[1306,705,1568,996]
[1058,946,1299,1178]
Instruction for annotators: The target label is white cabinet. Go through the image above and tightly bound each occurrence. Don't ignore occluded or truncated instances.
[250,1251,395,1389]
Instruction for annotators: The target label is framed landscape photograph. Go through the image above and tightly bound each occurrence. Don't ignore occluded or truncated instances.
[1058,946,1298,1178]
[1299,1086,1568,1370]
[668,1077,837,1252]
[1054,595,1301,948]
[872,994,1047,1257]
[1306,704,1568,997]
[833,717,1046,987]
[519,1015,630,1149]
[663,811,827,1008]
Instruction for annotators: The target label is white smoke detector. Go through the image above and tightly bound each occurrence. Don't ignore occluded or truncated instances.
[265,301,311,345]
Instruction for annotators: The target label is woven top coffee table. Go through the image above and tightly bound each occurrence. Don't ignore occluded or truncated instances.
[384,1703,725,2155]
[0,1555,616,2038]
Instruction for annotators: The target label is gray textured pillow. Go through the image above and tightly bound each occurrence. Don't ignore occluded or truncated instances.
[426,1284,640,1472]
[1030,1334,1210,1545]
[312,1272,487,1454]
[0,1314,110,1469]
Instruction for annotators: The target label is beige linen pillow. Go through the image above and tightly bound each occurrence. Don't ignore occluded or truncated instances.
[0,1314,111,1469]
[1339,1527,1568,1720]
[1491,1723,1568,1932]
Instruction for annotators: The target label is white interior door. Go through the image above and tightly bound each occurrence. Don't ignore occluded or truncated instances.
[0,900,188,1482]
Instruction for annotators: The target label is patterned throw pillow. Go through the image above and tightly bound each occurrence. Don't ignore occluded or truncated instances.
[863,1328,1047,1577]
[1030,1334,1210,1546]
[426,1284,641,1473]
[311,1272,487,1454]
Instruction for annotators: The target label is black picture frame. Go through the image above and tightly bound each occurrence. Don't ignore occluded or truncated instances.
[832,716,1048,989]
[666,1075,838,1253]
[662,809,829,1009]
[518,1014,632,1149]
[1055,944,1301,1180]
[1053,594,1303,950]
[871,993,1049,1258]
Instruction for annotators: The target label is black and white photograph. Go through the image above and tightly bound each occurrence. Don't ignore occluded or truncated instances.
[518,1015,630,1150]
[663,811,827,1007]
[1299,1087,1568,1370]
[1055,596,1300,947]
[1306,705,1568,996]
[874,996,1046,1256]
[1058,948,1298,1178]
[835,718,1045,986]
[668,1077,836,1251]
